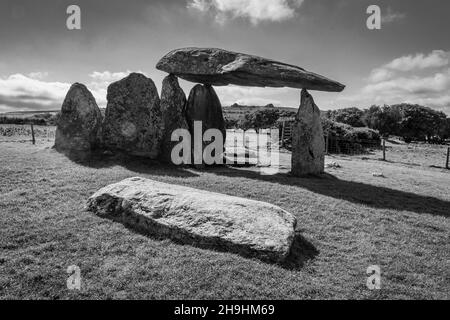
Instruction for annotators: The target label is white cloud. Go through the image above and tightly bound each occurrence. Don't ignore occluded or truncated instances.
[27,72,50,80]
[338,50,450,114]
[187,0,304,25]
[384,50,449,72]
[368,68,395,83]
[381,7,406,24]
[88,70,136,82]
[0,70,140,113]
[0,74,70,112]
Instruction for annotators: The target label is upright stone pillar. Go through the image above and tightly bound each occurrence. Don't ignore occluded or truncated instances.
[159,74,189,163]
[291,89,325,176]
[185,84,226,165]
[55,83,103,158]
[101,73,163,159]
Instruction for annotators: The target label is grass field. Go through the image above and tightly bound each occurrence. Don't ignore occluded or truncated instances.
[0,137,449,299]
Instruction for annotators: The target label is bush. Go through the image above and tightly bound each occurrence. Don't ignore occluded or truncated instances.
[283,118,380,154]
[322,118,381,154]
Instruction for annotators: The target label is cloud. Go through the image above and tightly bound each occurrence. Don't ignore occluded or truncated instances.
[368,68,395,83]
[383,50,449,72]
[339,50,450,114]
[0,70,139,113]
[27,72,50,80]
[187,0,304,25]
[89,71,135,82]
[0,74,70,112]
[381,7,406,24]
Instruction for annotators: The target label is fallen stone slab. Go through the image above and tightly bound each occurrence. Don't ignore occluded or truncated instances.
[156,47,345,92]
[86,177,297,263]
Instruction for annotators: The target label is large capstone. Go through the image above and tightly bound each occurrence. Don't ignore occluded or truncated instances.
[185,84,226,164]
[102,73,163,158]
[291,89,325,176]
[159,74,189,163]
[55,83,102,156]
[156,47,345,92]
[86,177,297,263]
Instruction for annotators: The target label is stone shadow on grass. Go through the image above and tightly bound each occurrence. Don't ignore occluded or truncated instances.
[283,231,319,270]
[207,166,450,218]
[59,149,199,178]
[90,210,318,270]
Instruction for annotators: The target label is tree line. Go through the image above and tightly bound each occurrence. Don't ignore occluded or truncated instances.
[225,103,450,144]
[324,104,450,143]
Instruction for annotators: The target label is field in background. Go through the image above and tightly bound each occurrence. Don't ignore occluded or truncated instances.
[0,137,449,299]
[2,124,448,170]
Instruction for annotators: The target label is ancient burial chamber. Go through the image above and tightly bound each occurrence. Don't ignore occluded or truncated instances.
[86,177,297,263]
[54,83,103,158]
[157,47,345,173]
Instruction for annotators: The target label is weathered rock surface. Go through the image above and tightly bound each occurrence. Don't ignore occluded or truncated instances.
[86,177,297,262]
[55,83,102,155]
[102,73,163,158]
[291,89,325,175]
[159,74,189,163]
[156,47,345,92]
[185,84,226,163]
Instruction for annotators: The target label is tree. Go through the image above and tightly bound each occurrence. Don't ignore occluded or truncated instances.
[437,118,450,140]
[327,107,365,127]
[241,109,280,132]
[395,104,447,142]
[363,105,402,137]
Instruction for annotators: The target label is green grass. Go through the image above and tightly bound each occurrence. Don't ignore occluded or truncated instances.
[0,140,449,299]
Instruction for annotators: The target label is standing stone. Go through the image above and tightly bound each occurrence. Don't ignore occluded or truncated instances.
[102,73,163,158]
[159,74,188,163]
[55,83,102,156]
[291,89,325,176]
[185,84,226,164]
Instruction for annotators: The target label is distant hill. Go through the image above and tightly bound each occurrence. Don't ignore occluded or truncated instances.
[0,110,59,118]
[1,104,297,123]
[223,103,296,122]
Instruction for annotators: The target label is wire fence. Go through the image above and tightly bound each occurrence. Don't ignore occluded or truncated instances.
[325,136,382,155]
[225,129,279,166]
[1,124,448,169]
[0,124,56,143]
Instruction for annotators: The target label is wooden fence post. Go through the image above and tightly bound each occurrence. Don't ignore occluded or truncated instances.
[446,147,450,169]
[382,139,386,161]
[31,123,35,145]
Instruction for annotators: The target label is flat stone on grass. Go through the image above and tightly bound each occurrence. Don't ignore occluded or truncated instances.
[86,177,297,263]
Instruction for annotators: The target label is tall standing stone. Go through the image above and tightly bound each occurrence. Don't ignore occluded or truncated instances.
[102,73,163,158]
[185,84,226,164]
[55,83,102,156]
[291,89,325,176]
[159,74,188,163]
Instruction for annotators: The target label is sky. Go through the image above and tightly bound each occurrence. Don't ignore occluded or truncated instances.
[0,0,449,114]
